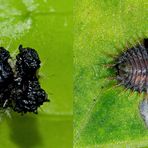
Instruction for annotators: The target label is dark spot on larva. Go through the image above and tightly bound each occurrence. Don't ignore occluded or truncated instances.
[114,38,148,93]
[144,38,148,48]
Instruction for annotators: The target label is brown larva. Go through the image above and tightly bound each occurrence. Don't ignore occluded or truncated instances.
[114,38,148,93]
[113,38,148,127]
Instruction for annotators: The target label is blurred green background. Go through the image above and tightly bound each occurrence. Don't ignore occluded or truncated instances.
[74,0,148,147]
[0,0,72,148]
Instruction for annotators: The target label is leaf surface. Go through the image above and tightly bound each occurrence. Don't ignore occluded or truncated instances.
[0,0,73,148]
[74,0,148,147]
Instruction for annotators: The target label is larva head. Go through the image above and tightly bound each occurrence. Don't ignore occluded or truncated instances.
[115,60,131,83]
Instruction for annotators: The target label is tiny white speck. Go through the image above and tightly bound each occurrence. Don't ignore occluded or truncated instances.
[64,18,68,27]
[49,7,55,13]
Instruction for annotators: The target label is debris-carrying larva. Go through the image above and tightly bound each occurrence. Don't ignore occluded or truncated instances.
[0,45,49,114]
[0,47,14,108]
[114,38,148,126]
[11,45,49,114]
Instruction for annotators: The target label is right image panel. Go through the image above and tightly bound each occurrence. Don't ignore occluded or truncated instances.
[74,0,148,147]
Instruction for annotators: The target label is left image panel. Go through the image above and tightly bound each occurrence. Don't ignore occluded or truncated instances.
[0,0,73,148]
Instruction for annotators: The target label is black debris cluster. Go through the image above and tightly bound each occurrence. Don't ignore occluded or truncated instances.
[0,45,49,114]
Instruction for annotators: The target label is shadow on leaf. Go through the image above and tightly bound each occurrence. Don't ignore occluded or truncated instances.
[7,113,42,148]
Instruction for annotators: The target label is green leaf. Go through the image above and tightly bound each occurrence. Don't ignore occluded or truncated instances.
[0,0,72,148]
[74,0,148,147]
